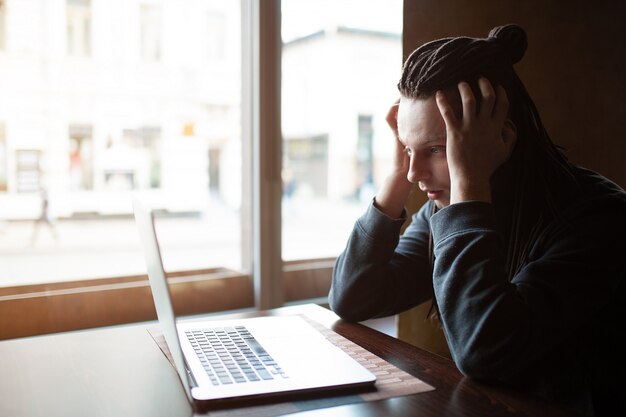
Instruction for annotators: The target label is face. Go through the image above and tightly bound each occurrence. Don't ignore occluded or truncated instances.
[397,96,450,208]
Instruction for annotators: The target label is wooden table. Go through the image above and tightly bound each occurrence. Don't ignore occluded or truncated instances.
[0,303,577,417]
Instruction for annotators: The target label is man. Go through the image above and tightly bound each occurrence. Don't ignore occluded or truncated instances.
[330,24,625,417]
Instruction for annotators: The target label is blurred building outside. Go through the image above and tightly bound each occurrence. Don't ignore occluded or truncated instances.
[282,25,401,203]
[0,0,241,220]
[0,0,401,285]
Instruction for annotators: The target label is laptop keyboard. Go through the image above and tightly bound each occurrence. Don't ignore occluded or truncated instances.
[185,326,288,386]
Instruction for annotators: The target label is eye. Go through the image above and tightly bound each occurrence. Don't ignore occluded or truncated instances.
[429,146,445,154]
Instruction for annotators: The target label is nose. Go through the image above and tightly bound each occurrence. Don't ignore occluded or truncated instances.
[406,156,430,184]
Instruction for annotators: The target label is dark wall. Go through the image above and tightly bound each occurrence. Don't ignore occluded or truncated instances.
[403,0,626,188]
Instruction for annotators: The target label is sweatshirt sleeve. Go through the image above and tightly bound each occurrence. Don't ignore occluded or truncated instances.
[329,200,435,322]
[430,200,626,380]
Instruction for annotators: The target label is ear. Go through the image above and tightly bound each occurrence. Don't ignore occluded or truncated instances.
[502,119,517,158]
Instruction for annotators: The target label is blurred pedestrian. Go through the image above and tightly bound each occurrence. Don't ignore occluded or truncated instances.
[30,187,58,244]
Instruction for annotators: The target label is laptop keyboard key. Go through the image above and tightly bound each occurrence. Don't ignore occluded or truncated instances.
[257,369,273,380]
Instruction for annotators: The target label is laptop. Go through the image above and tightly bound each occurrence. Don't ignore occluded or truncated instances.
[132,197,376,410]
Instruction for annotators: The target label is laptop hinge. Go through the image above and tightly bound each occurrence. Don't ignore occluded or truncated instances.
[183,358,198,388]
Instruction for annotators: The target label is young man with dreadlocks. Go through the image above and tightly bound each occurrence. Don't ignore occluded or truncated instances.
[329,24,625,417]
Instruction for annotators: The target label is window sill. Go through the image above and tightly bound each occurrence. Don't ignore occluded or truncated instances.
[0,258,338,340]
[0,268,253,340]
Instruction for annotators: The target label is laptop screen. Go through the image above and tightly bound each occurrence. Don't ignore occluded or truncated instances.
[133,196,194,401]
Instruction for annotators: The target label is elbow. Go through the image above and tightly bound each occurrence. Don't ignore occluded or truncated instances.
[447,333,504,380]
[328,288,360,322]
[454,354,490,380]
[328,284,371,322]
[450,342,517,381]
[330,306,361,323]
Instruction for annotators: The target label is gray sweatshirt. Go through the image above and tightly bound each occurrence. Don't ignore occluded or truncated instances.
[330,166,626,417]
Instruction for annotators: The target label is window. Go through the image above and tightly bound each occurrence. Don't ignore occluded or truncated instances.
[66,0,91,57]
[107,126,161,189]
[69,125,94,191]
[0,0,247,339]
[0,0,404,339]
[15,150,41,193]
[357,114,375,202]
[140,3,162,62]
[284,135,329,198]
[281,0,403,260]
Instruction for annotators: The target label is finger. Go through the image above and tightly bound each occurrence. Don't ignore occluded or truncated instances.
[386,100,399,114]
[386,102,400,135]
[435,90,460,129]
[457,81,476,121]
[394,137,410,170]
[492,85,509,124]
[386,105,398,125]
[477,77,496,120]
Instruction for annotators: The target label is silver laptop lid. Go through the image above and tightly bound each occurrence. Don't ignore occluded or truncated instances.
[132,196,194,402]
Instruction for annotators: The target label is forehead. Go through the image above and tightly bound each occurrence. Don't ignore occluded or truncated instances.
[397,96,446,145]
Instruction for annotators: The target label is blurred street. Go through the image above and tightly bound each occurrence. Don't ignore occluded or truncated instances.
[0,198,366,287]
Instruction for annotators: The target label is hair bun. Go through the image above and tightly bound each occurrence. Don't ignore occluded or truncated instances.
[488,24,528,64]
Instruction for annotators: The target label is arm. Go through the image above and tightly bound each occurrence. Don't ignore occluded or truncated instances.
[329,100,433,321]
[430,199,626,379]
[433,78,625,380]
[329,200,435,322]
